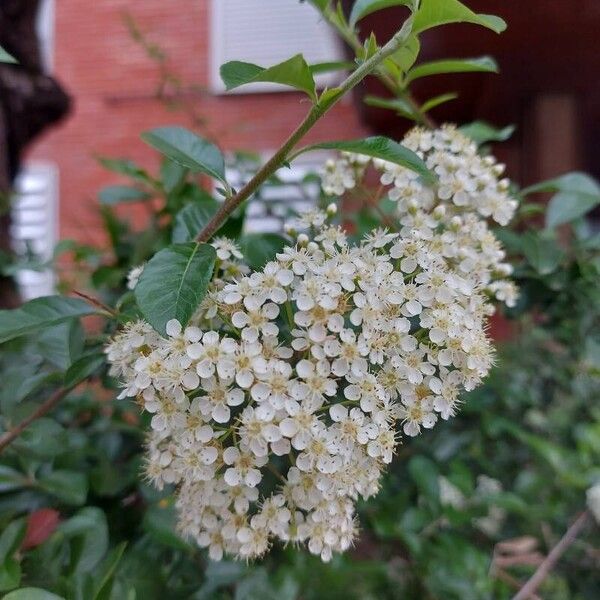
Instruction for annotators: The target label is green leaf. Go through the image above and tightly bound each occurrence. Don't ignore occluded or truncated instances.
[349,0,414,27]
[37,320,85,370]
[0,518,26,563]
[39,470,88,506]
[98,185,151,205]
[392,34,420,73]
[4,590,64,600]
[64,353,105,388]
[546,192,600,229]
[408,456,440,502]
[58,507,108,574]
[0,466,26,493]
[522,173,600,228]
[406,56,498,84]
[143,504,191,551]
[0,558,20,592]
[298,136,435,183]
[309,60,355,75]
[364,95,418,120]
[521,232,564,275]
[92,542,127,600]
[240,234,288,269]
[172,194,220,243]
[420,92,458,113]
[0,46,17,64]
[413,0,506,34]
[459,121,515,145]
[141,126,226,183]
[0,297,97,344]
[135,242,216,335]
[97,157,152,184]
[220,54,317,101]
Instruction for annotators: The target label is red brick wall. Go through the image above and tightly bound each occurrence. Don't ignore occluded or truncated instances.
[28,0,367,243]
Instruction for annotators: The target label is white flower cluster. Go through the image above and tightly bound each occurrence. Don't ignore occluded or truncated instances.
[106,125,518,562]
[321,125,519,307]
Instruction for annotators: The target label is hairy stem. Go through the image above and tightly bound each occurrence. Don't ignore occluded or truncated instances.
[195,19,413,243]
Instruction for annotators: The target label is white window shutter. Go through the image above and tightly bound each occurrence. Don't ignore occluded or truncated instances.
[210,0,344,93]
[10,162,59,300]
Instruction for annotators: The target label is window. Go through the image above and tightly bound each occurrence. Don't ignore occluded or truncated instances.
[226,154,327,233]
[11,163,59,300]
[210,0,344,93]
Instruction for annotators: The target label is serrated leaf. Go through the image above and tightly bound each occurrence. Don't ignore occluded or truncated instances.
[0,297,97,344]
[298,136,435,183]
[64,353,105,388]
[98,185,151,205]
[350,0,414,27]
[141,126,226,183]
[413,0,506,34]
[172,195,220,243]
[406,56,498,84]
[135,243,216,335]
[220,54,316,101]
[39,470,88,506]
[459,121,515,145]
[0,46,17,64]
[240,234,288,269]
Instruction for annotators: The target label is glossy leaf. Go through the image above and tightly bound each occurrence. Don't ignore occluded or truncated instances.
[37,320,85,371]
[349,0,414,27]
[521,232,564,275]
[240,234,288,269]
[63,353,105,388]
[98,185,151,205]
[220,54,316,101]
[172,195,220,243]
[365,95,418,120]
[412,0,507,34]
[309,60,355,75]
[39,470,88,506]
[0,297,97,344]
[297,136,435,183]
[141,127,226,183]
[406,56,498,84]
[135,242,216,335]
[459,121,515,145]
[96,157,152,183]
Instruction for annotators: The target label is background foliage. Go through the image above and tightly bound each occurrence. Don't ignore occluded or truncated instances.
[0,1,599,598]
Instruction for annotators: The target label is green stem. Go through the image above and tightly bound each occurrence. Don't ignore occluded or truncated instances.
[320,6,436,129]
[195,19,414,243]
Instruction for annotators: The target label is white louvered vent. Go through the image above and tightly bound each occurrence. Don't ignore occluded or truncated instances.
[10,163,59,300]
[210,0,344,93]
[226,155,326,233]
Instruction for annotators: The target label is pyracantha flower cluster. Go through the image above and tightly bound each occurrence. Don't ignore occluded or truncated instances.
[106,125,518,562]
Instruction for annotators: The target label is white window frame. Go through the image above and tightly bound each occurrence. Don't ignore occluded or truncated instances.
[36,0,55,72]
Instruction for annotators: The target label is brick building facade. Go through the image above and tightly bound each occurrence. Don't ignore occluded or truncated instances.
[27,0,367,243]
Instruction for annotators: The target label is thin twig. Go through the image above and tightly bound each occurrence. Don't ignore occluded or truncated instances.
[512,511,591,600]
[195,18,414,243]
[0,386,74,454]
[72,289,117,316]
